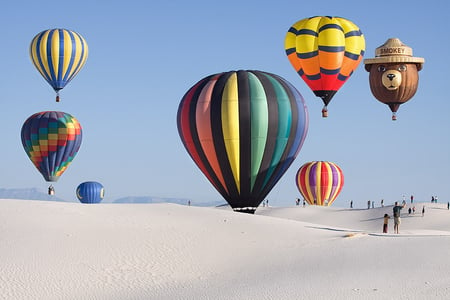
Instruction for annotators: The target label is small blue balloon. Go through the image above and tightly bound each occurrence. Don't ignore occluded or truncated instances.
[76,181,104,204]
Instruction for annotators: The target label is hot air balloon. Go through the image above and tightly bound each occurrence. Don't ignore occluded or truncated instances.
[285,16,365,117]
[364,38,424,120]
[76,181,105,204]
[295,161,344,206]
[177,70,309,213]
[21,111,82,183]
[29,28,88,102]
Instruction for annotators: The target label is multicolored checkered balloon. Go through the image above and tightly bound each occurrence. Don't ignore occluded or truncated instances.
[21,111,82,182]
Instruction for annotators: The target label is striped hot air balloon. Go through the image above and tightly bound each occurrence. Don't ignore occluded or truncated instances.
[295,161,344,206]
[29,28,88,102]
[21,111,82,182]
[177,70,309,213]
[285,16,365,117]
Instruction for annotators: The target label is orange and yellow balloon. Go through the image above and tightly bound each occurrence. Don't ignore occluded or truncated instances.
[295,161,344,206]
[285,16,365,117]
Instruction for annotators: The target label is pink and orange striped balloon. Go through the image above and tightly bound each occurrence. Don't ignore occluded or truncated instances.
[295,161,344,206]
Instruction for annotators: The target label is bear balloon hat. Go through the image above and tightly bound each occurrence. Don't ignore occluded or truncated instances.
[364,38,424,69]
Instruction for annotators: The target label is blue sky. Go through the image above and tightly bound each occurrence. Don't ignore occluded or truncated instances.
[1,0,448,208]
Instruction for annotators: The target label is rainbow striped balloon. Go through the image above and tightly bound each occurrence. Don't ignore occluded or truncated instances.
[29,28,88,101]
[285,16,365,116]
[177,70,309,213]
[21,111,83,182]
[295,161,344,206]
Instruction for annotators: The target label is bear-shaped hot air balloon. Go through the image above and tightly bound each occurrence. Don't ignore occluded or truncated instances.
[364,38,424,120]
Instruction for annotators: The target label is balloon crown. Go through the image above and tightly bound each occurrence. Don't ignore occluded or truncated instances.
[364,38,424,66]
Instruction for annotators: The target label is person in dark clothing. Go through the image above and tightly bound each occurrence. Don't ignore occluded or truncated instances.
[383,214,390,233]
[393,201,406,234]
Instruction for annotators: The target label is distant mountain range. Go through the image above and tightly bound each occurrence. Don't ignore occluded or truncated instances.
[0,188,224,207]
[0,188,66,202]
[111,196,223,207]
[112,196,191,205]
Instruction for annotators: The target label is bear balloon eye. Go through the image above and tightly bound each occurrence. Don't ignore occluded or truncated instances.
[377,65,386,72]
[398,65,407,72]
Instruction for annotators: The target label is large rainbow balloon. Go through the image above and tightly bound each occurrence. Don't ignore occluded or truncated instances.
[177,70,309,213]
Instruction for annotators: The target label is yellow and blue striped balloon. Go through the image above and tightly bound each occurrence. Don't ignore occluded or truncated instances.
[30,28,88,102]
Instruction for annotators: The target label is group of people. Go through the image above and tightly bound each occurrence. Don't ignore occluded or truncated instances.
[383,201,427,234]
[295,198,306,207]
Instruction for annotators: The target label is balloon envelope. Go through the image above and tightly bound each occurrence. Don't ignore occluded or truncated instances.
[285,16,365,116]
[21,111,82,182]
[295,161,344,206]
[177,70,309,213]
[76,181,105,204]
[363,38,424,120]
[30,28,88,100]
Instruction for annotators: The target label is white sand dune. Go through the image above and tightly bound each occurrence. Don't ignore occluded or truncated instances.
[1,199,450,299]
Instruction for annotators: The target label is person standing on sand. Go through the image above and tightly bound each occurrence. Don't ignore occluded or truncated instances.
[422,205,425,216]
[393,201,406,234]
[383,214,390,233]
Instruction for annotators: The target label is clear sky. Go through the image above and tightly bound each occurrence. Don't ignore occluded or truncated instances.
[1,0,448,208]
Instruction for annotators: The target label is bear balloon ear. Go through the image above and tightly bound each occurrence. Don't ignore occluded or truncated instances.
[364,64,372,72]
[416,63,423,71]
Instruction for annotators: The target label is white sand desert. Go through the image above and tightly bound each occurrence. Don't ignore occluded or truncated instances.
[1,199,450,299]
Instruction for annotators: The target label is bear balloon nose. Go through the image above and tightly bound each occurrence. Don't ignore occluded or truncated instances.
[387,73,396,80]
